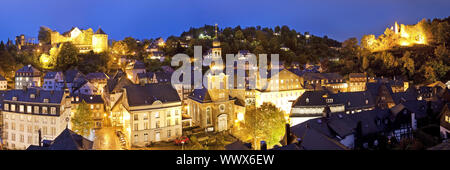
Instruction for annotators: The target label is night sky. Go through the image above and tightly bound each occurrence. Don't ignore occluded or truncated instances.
[0,0,449,42]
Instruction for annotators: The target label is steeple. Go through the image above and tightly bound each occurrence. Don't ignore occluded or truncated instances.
[215,24,218,38]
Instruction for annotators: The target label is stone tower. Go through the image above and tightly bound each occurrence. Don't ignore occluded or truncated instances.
[92,28,108,53]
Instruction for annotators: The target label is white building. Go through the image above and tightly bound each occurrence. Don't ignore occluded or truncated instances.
[2,88,71,150]
[43,72,64,91]
[122,84,182,147]
[15,65,41,89]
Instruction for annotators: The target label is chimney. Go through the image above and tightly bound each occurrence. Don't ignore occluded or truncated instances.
[322,105,331,118]
[38,129,42,147]
[260,141,267,150]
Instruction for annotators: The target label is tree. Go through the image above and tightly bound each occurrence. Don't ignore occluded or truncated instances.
[57,42,79,70]
[71,100,94,137]
[240,103,286,149]
[38,26,52,45]
[400,51,415,77]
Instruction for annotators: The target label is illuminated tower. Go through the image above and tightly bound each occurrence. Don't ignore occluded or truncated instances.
[211,24,221,58]
[395,21,399,34]
[92,27,108,53]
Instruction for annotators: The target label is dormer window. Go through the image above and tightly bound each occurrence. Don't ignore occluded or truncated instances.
[12,97,17,101]
[76,97,79,102]
[43,99,49,103]
[326,98,333,103]
[365,99,369,105]
[305,98,309,103]
[30,94,35,99]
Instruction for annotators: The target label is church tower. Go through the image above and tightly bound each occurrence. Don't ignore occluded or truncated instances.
[211,24,221,58]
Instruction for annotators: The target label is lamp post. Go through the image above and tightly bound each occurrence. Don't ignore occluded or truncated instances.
[181,141,185,150]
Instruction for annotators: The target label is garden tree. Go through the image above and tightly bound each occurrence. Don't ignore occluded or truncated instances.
[399,51,415,77]
[362,55,370,71]
[38,26,52,45]
[0,49,16,79]
[78,51,109,74]
[240,103,286,149]
[123,37,139,54]
[234,30,244,40]
[419,64,437,83]
[429,60,449,81]
[434,44,449,63]
[57,42,79,71]
[434,21,450,45]
[111,40,129,55]
[71,100,94,137]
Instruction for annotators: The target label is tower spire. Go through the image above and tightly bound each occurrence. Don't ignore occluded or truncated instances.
[215,24,218,38]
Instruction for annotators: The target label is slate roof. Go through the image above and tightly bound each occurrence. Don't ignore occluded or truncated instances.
[64,69,86,83]
[188,87,212,103]
[43,71,62,79]
[106,71,133,93]
[292,91,375,110]
[16,65,41,76]
[27,128,93,150]
[392,87,418,104]
[125,83,180,107]
[95,28,106,35]
[4,88,65,104]
[390,100,428,119]
[86,72,109,80]
[0,74,6,81]
[291,120,349,150]
[225,140,251,150]
[70,94,104,104]
[291,109,390,150]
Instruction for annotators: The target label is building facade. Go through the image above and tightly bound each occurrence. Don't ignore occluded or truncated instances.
[43,72,64,91]
[122,84,182,147]
[15,65,41,90]
[2,88,71,150]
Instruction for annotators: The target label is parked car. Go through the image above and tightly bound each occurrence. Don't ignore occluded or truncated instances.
[174,136,189,145]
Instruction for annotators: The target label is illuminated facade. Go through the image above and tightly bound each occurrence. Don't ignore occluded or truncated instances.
[50,27,108,53]
[348,73,367,92]
[362,20,430,51]
[255,69,305,119]
[1,89,71,150]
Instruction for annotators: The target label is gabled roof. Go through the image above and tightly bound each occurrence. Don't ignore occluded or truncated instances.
[70,94,104,104]
[64,69,86,83]
[225,140,251,150]
[188,87,212,103]
[390,100,428,119]
[291,120,349,150]
[125,83,180,107]
[106,72,133,93]
[133,61,146,69]
[4,88,65,104]
[44,71,63,79]
[95,28,106,35]
[16,65,41,76]
[86,72,109,81]
[27,128,93,150]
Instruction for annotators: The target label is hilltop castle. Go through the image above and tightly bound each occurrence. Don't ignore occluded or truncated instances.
[50,27,108,53]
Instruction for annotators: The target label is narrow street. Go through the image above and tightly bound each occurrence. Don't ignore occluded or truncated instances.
[93,127,122,150]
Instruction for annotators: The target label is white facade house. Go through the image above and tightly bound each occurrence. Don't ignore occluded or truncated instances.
[2,88,71,150]
[15,65,41,89]
[43,72,64,91]
[122,84,182,147]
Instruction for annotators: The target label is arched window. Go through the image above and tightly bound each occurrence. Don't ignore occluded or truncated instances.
[206,107,212,125]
